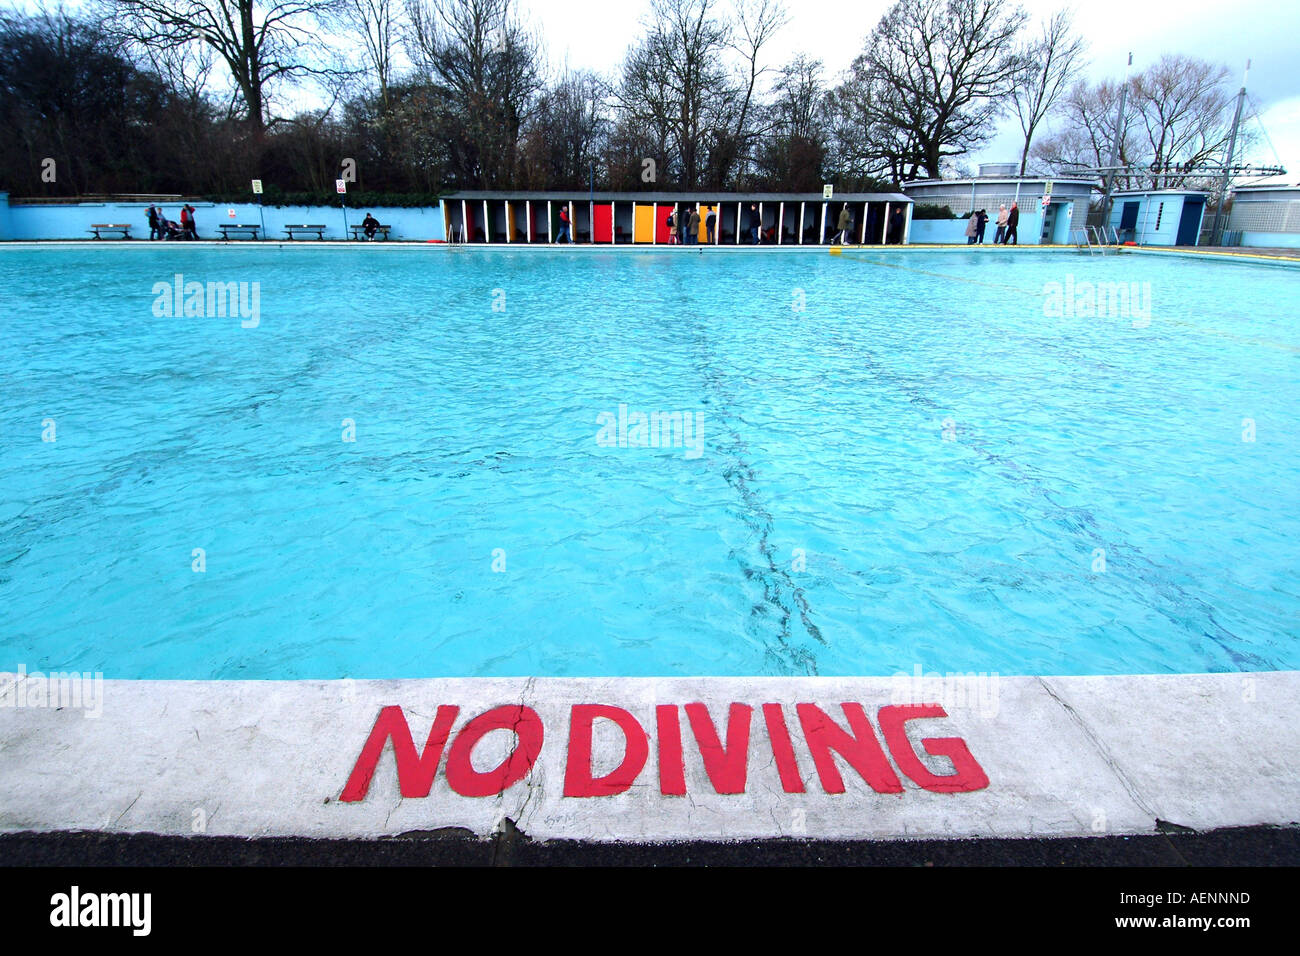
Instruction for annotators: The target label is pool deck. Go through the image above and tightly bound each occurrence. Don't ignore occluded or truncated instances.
[2,672,1297,852]
[5,239,1300,268]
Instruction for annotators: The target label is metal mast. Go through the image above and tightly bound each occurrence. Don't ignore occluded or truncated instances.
[1210,60,1250,247]
[1100,53,1133,226]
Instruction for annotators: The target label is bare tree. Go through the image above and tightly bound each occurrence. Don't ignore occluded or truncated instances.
[331,0,404,108]
[824,65,919,187]
[616,0,733,189]
[752,54,828,190]
[1011,7,1085,175]
[852,0,1032,179]
[614,40,674,182]
[1030,78,1138,185]
[103,0,341,133]
[1032,58,1251,191]
[710,0,787,187]
[1131,54,1250,188]
[132,36,219,109]
[518,69,609,189]
[405,0,542,187]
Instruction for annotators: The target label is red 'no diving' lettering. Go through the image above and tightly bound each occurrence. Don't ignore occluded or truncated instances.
[339,701,988,802]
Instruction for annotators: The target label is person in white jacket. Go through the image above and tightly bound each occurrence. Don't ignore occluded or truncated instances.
[994,204,1009,244]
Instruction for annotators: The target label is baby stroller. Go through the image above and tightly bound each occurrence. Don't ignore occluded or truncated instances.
[162,219,185,241]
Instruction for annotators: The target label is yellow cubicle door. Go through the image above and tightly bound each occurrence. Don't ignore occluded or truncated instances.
[633,204,656,243]
[696,204,717,243]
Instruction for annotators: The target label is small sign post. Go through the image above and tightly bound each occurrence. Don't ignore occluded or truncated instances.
[337,178,348,237]
[252,180,266,239]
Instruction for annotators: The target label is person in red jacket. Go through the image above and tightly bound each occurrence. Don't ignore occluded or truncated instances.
[1005,202,1019,245]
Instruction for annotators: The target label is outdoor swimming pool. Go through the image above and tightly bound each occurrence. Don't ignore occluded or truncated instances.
[1,246,1296,679]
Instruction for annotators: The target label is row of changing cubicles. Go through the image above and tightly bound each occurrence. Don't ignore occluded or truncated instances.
[439,192,913,245]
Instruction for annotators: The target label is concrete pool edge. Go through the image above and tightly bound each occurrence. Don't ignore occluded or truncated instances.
[0,240,1106,252]
[1,672,1296,844]
[5,241,1298,266]
[1125,246,1300,267]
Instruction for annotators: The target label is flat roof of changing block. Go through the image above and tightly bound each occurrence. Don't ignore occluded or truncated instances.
[903,178,1098,190]
[1112,188,1211,197]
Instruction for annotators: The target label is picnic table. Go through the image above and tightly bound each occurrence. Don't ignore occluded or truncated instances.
[88,224,132,239]
[218,224,261,240]
[283,224,327,240]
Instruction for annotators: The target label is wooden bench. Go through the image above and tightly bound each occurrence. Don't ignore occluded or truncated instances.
[348,223,392,241]
[218,224,261,241]
[283,224,327,240]
[89,224,132,239]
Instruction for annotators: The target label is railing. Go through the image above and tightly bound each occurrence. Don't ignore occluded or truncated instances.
[1085,225,1121,252]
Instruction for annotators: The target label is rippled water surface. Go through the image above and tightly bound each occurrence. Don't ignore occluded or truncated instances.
[1,245,1297,678]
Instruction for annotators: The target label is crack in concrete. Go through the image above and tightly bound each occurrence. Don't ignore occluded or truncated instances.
[383,794,401,832]
[509,679,541,830]
[1036,677,1159,822]
[112,792,142,827]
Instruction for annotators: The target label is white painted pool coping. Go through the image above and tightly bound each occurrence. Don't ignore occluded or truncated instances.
[1,672,1296,843]
[0,241,1090,252]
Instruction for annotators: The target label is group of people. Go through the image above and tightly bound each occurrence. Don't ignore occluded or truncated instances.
[146,204,198,241]
[965,202,1019,245]
[665,206,713,244]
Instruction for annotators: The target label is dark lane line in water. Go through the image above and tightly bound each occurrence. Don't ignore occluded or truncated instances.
[688,322,826,677]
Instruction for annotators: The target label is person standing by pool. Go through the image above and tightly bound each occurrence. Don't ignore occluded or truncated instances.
[975,208,988,244]
[749,204,761,244]
[679,205,691,245]
[1005,202,1019,244]
[705,206,716,244]
[965,213,979,244]
[688,207,700,245]
[889,206,904,244]
[994,204,1008,244]
[834,204,851,244]
[557,203,571,243]
[146,205,161,241]
[181,204,198,240]
[665,208,676,244]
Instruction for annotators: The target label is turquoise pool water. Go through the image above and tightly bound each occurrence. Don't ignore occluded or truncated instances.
[1,246,1297,678]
